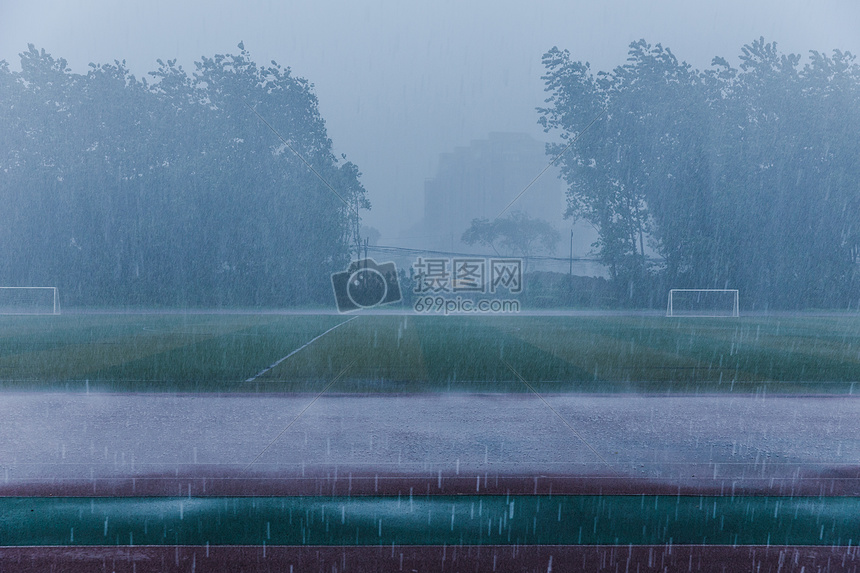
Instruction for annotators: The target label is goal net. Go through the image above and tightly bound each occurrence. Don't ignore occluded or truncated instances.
[666,289,738,317]
[0,287,61,315]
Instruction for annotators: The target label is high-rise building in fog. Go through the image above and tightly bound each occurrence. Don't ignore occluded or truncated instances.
[393,132,602,276]
[421,132,566,252]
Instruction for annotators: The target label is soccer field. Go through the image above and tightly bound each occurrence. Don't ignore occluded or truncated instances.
[1,312,859,393]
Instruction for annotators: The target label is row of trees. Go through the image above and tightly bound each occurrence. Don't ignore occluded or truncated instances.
[539,38,860,309]
[0,43,367,307]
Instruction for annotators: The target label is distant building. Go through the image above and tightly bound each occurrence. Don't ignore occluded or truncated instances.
[423,132,563,249]
[402,132,602,275]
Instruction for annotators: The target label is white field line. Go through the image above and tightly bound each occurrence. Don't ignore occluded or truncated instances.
[244,316,359,383]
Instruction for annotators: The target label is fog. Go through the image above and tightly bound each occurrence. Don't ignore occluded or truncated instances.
[3,0,859,241]
[3,5,860,569]
[3,0,860,309]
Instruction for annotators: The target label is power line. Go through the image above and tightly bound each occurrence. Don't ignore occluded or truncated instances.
[366,244,603,262]
[369,244,664,262]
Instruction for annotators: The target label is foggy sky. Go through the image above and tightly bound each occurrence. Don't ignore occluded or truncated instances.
[2,0,859,240]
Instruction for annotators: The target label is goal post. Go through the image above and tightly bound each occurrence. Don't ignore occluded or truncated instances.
[0,287,61,315]
[666,289,738,318]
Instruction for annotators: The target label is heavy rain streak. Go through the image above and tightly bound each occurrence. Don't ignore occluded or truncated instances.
[0,1,859,571]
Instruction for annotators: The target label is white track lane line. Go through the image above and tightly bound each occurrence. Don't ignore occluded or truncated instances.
[244,316,359,382]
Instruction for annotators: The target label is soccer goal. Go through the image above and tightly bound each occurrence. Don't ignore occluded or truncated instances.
[0,287,61,315]
[666,289,738,317]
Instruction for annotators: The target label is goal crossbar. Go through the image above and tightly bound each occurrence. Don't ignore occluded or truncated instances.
[666,289,738,318]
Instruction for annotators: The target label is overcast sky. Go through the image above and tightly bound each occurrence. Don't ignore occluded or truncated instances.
[2,0,859,239]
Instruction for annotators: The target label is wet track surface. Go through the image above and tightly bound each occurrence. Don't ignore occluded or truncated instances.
[2,393,858,571]
[1,545,858,573]
[1,393,857,495]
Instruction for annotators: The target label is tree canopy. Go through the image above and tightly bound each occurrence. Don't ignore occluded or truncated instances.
[0,43,368,307]
[539,38,860,309]
[462,211,560,266]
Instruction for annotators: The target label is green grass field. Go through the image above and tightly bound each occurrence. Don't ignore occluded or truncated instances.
[1,313,859,393]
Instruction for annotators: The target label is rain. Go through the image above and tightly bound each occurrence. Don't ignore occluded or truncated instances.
[1,1,860,572]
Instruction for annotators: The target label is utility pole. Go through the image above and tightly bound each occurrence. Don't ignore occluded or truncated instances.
[569,229,573,276]
[353,195,362,261]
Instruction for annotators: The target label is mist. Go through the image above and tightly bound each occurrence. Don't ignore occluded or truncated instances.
[3,5,860,571]
[3,0,859,242]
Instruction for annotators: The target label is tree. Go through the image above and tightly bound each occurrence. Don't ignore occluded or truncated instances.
[462,211,560,271]
[538,38,860,309]
[0,43,369,307]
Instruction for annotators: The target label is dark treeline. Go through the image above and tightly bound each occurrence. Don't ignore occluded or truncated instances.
[540,38,860,310]
[0,43,367,307]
